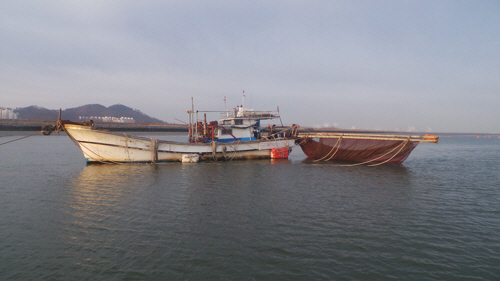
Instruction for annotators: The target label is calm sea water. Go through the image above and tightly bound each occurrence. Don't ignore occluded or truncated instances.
[1,132,499,280]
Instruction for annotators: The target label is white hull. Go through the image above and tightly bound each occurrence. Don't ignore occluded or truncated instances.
[63,124,295,163]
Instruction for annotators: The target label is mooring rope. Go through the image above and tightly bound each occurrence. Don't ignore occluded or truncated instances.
[124,133,131,162]
[222,141,239,161]
[313,135,343,162]
[367,137,410,167]
[0,132,42,146]
[222,145,227,160]
[338,137,410,167]
[325,136,343,161]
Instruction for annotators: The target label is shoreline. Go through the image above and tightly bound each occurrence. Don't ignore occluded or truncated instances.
[1,119,497,136]
[0,119,188,132]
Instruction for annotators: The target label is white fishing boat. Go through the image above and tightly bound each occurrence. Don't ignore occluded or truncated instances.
[51,101,298,164]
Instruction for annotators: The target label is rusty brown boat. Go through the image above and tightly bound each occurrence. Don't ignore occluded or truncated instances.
[297,132,438,165]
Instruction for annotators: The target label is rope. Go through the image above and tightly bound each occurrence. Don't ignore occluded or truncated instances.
[124,133,131,162]
[325,136,343,161]
[77,141,125,164]
[367,137,410,166]
[228,142,237,161]
[238,127,296,151]
[313,135,342,162]
[0,132,42,146]
[263,127,293,141]
[296,137,310,146]
[64,126,125,164]
[338,137,410,167]
[221,141,239,161]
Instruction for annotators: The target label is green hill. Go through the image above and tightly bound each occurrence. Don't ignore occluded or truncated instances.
[14,104,165,124]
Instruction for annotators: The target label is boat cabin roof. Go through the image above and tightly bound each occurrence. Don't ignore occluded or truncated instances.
[219,106,278,122]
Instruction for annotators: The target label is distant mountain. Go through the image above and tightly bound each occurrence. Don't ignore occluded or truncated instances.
[14,104,165,124]
[14,106,57,120]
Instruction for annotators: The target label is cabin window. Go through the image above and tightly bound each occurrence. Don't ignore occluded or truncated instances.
[221,128,232,135]
[234,119,243,125]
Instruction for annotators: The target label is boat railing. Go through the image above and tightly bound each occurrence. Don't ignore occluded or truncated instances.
[219,110,278,119]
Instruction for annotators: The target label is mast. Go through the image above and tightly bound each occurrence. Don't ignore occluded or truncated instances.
[193,98,198,141]
[195,110,198,141]
[224,96,228,118]
[277,106,283,127]
[190,97,194,142]
[203,113,207,136]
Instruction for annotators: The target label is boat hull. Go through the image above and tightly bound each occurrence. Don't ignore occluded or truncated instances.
[63,124,295,163]
[299,137,419,164]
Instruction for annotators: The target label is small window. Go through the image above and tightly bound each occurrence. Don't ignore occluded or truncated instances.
[234,119,243,125]
[221,128,232,135]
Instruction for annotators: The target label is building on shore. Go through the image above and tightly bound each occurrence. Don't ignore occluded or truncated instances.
[79,116,135,123]
[0,108,18,119]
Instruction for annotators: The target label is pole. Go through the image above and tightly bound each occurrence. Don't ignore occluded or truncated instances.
[204,113,207,136]
[190,97,194,141]
[277,106,283,127]
[195,110,198,141]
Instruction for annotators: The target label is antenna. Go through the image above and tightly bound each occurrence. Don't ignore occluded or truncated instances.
[242,90,245,108]
[224,96,227,111]
[277,106,283,127]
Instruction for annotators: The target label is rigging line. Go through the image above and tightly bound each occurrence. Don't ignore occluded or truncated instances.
[0,132,42,146]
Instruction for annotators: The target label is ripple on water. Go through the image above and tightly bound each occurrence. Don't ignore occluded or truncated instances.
[0,135,500,280]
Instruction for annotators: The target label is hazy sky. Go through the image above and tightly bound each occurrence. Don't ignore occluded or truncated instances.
[2,1,499,133]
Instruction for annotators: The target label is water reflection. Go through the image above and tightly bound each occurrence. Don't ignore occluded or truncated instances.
[67,165,151,228]
[66,164,187,216]
[78,164,163,186]
[62,159,419,274]
[62,163,186,271]
[4,132,500,280]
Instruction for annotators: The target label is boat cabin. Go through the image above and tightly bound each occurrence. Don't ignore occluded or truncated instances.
[188,106,279,143]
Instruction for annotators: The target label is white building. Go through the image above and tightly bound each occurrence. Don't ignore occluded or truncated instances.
[79,116,135,123]
[0,108,18,119]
